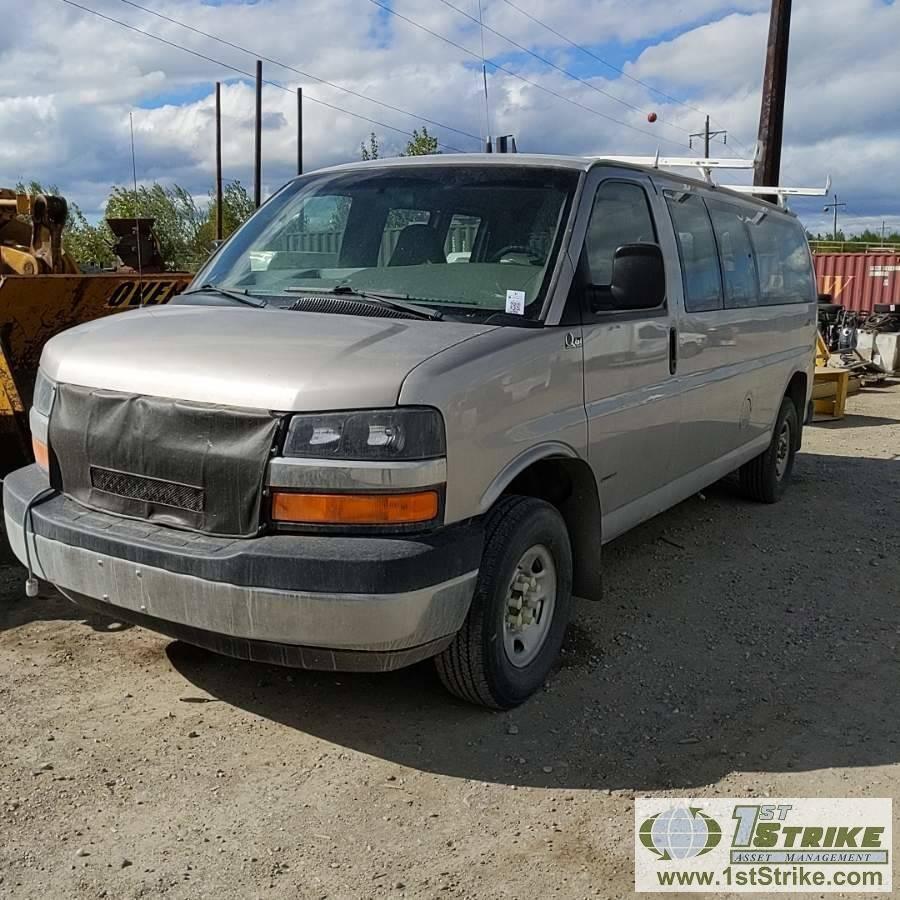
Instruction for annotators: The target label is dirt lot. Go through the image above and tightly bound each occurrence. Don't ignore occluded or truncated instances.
[1,385,898,900]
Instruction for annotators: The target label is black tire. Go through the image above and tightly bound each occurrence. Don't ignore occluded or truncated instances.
[739,397,799,503]
[435,496,573,709]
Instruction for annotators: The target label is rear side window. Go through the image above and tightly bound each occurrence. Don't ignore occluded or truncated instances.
[265,195,348,269]
[747,215,815,305]
[665,193,723,313]
[707,201,759,308]
[380,208,431,265]
[585,181,657,285]
[444,213,481,261]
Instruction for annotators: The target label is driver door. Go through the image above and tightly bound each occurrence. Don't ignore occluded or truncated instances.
[575,174,681,538]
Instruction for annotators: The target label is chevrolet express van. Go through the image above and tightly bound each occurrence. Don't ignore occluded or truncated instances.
[3,155,816,708]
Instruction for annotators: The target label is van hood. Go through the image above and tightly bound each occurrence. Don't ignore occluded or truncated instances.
[40,305,493,411]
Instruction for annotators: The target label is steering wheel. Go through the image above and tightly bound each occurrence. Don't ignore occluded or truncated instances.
[488,244,539,263]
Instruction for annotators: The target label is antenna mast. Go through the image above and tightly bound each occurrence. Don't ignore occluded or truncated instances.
[129,112,145,306]
[477,0,492,152]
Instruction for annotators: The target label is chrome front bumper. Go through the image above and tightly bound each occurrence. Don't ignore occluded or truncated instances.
[4,466,480,671]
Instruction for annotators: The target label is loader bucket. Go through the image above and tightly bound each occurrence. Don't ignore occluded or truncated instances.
[0,272,190,474]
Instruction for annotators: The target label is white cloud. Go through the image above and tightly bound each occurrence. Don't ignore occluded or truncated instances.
[0,0,896,234]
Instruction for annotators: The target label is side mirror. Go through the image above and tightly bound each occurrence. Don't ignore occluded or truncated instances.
[608,243,665,311]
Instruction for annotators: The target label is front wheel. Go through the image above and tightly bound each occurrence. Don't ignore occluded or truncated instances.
[435,496,573,709]
[739,397,799,503]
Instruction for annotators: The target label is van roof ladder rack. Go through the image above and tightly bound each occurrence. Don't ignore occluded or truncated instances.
[598,155,755,184]
[717,178,832,209]
[593,153,831,209]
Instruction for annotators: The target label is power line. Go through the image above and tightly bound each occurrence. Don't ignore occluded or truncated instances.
[493,0,755,157]
[434,0,692,138]
[56,0,470,153]
[366,0,689,150]
[496,0,703,115]
[110,0,482,146]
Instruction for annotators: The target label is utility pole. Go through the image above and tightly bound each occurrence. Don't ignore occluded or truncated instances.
[215,82,223,242]
[297,88,303,176]
[689,115,727,157]
[254,60,262,208]
[823,194,847,242]
[754,0,793,190]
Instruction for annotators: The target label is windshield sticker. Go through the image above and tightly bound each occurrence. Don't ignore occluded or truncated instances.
[505,290,526,316]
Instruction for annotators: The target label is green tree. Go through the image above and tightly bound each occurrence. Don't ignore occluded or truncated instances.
[14,180,116,268]
[401,127,440,156]
[12,179,256,272]
[106,183,204,272]
[105,180,255,271]
[360,132,380,161]
[359,127,440,161]
[846,228,900,244]
[809,228,900,244]
[196,181,255,249]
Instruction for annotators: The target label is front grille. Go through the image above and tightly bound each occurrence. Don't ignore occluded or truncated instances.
[90,466,205,513]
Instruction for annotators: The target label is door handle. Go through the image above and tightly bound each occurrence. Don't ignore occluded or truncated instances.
[668,327,678,375]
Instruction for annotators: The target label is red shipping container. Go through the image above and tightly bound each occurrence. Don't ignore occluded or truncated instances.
[814,253,900,313]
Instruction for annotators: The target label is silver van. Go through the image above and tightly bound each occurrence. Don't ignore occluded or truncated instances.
[3,155,816,708]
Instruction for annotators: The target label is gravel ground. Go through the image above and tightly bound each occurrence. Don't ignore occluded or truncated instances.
[1,384,898,900]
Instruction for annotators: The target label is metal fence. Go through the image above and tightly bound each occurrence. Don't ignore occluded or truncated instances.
[810,240,900,255]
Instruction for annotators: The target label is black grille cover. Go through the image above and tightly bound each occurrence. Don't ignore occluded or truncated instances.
[49,384,280,537]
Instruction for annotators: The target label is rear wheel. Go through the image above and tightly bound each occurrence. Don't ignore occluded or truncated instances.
[739,397,799,503]
[435,496,573,709]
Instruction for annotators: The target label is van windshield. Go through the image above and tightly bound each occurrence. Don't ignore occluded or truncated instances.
[194,165,578,322]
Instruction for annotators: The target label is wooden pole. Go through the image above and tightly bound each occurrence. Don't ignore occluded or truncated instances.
[754,0,792,190]
[215,82,223,242]
[297,88,303,175]
[254,60,262,208]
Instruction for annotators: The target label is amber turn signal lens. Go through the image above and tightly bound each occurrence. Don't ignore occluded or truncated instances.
[32,438,49,471]
[272,491,439,525]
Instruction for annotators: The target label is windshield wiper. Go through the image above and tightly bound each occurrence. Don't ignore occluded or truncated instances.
[182,282,268,308]
[285,286,442,321]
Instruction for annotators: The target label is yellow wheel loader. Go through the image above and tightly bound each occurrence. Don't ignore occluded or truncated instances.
[0,189,190,473]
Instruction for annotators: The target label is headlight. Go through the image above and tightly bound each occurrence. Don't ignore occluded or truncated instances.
[32,370,56,417]
[283,408,445,461]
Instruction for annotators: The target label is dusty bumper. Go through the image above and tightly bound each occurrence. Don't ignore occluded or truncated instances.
[3,465,481,671]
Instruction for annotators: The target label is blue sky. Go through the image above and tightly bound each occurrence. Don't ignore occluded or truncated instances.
[2,0,898,234]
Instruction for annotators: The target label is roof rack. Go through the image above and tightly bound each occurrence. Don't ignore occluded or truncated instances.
[593,152,830,208]
[599,155,755,183]
[717,177,832,208]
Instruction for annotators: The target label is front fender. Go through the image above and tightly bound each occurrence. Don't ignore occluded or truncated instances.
[479,441,581,513]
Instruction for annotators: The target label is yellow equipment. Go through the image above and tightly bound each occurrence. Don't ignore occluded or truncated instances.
[0,189,80,276]
[1,188,190,472]
[813,333,851,420]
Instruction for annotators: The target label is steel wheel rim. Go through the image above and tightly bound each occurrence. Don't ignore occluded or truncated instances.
[502,544,557,669]
[774,419,792,480]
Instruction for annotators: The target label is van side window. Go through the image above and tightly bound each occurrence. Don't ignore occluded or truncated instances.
[585,182,657,286]
[444,214,481,262]
[665,193,723,313]
[747,215,815,305]
[707,201,759,308]
[268,195,349,269]
[381,209,432,266]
